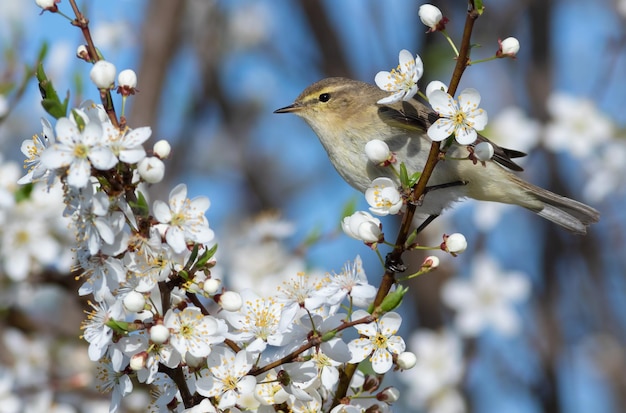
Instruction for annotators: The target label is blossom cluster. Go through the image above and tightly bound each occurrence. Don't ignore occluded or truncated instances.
[17,91,418,412]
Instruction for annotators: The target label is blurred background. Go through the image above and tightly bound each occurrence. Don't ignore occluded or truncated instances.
[0,0,625,412]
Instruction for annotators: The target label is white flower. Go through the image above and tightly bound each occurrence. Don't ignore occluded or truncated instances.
[441,255,530,337]
[90,60,117,89]
[18,118,54,185]
[348,310,406,374]
[153,184,214,253]
[427,88,488,145]
[399,329,463,402]
[40,117,117,188]
[544,93,613,158]
[374,49,423,104]
[442,233,467,256]
[314,256,376,313]
[221,291,287,353]
[275,272,327,326]
[119,333,181,384]
[341,211,382,243]
[365,177,403,216]
[195,347,256,410]
[365,139,391,164]
[419,4,446,32]
[473,141,494,161]
[80,299,124,361]
[104,124,151,164]
[163,307,226,358]
[498,37,520,57]
[95,358,133,413]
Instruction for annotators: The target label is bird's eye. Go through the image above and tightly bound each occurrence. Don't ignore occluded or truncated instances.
[319,93,331,102]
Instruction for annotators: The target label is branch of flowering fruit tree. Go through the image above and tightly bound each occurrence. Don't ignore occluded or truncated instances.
[331,1,483,408]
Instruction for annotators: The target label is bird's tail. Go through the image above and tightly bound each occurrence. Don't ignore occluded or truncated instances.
[510,175,600,235]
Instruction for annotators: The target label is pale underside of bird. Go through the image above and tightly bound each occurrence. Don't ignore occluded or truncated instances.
[275,77,600,235]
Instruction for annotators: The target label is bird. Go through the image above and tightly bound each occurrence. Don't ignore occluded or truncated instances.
[274,77,599,234]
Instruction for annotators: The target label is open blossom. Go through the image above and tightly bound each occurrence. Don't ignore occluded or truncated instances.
[348,310,406,374]
[365,177,403,216]
[40,117,117,188]
[153,183,214,253]
[163,307,226,359]
[314,256,376,313]
[441,255,530,337]
[195,347,256,410]
[341,211,382,244]
[18,118,55,185]
[375,49,423,104]
[427,88,488,145]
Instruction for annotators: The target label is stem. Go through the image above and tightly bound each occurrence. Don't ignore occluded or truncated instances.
[330,2,481,409]
[67,0,120,129]
[441,30,460,57]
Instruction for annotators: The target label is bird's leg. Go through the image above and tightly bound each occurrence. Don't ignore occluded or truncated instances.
[385,253,407,273]
[414,180,467,206]
[415,214,439,234]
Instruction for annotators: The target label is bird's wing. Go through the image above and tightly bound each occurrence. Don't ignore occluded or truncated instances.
[377,100,526,172]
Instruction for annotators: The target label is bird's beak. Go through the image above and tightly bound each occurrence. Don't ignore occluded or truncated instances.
[274,103,302,114]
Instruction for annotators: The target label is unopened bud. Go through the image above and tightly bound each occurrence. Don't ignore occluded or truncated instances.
[219,291,243,311]
[442,233,467,256]
[150,324,170,344]
[153,140,172,159]
[137,157,165,184]
[123,290,145,313]
[90,60,117,89]
[130,352,148,371]
[396,351,417,370]
[474,142,494,161]
[377,387,400,403]
[497,37,520,58]
[418,4,448,32]
[422,255,440,270]
[203,278,222,295]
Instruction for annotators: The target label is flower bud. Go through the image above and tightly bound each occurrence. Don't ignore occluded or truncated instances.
[474,142,494,161]
[422,255,440,270]
[365,139,391,164]
[90,60,117,89]
[203,278,222,295]
[442,233,467,256]
[153,140,172,159]
[219,291,243,311]
[426,80,448,100]
[76,45,90,61]
[130,352,148,371]
[396,351,417,370]
[419,4,447,32]
[150,324,170,344]
[123,290,145,313]
[36,0,59,12]
[342,211,383,244]
[118,69,137,89]
[377,386,400,403]
[137,157,165,184]
[497,37,520,58]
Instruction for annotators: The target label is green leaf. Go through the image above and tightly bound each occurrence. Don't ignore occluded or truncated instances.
[408,171,422,188]
[70,109,86,131]
[195,243,218,268]
[340,196,358,219]
[379,285,408,312]
[130,191,150,218]
[474,0,485,15]
[105,319,129,333]
[37,63,68,119]
[14,183,34,203]
[399,162,409,188]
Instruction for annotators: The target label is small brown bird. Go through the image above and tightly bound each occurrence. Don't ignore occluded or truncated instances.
[275,77,599,234]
